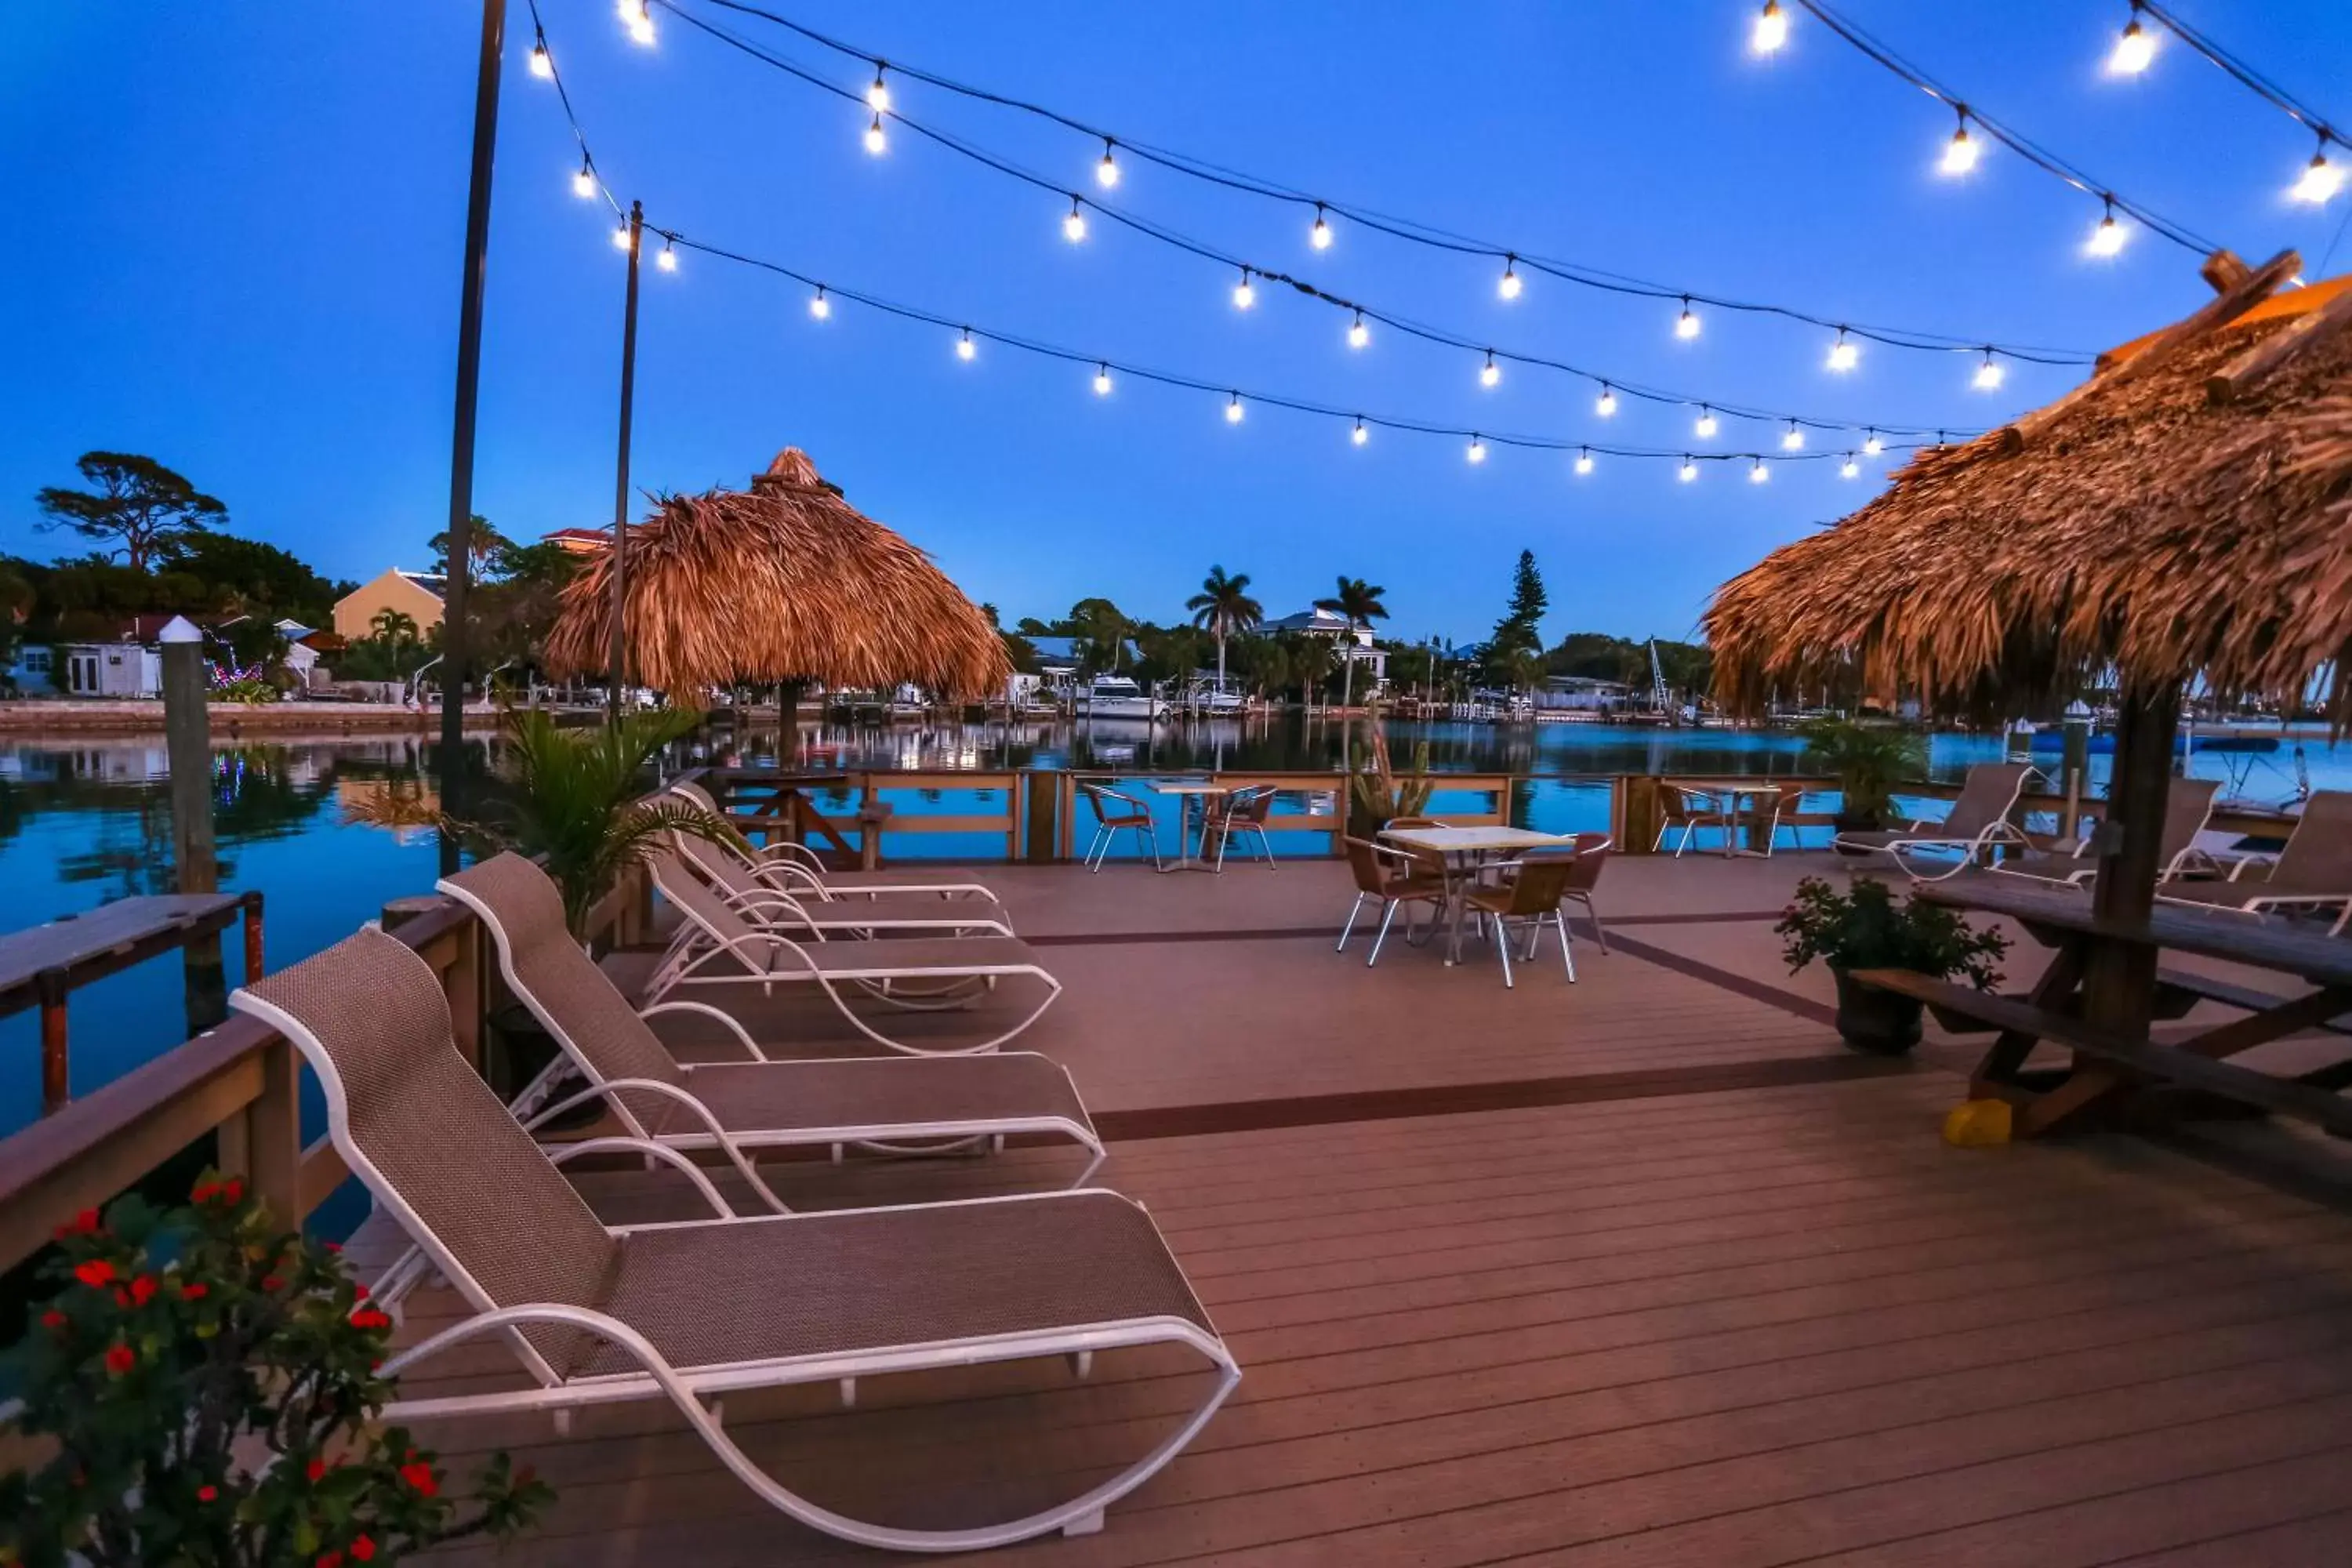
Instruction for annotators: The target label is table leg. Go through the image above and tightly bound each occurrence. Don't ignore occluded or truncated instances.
[1970,938,2085,1098]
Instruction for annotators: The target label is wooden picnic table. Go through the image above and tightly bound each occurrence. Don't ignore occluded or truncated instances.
[1857,873,2352,1138]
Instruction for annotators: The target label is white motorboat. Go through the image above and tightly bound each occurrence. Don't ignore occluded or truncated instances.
[1080,673,1169,721]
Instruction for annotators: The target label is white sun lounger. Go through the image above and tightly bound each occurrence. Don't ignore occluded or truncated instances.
[230,928,1235,1554]
[665,829,1015,938]
[1832,761,2040,880]
[669,779,1003,906]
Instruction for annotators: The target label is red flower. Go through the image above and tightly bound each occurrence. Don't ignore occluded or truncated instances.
[316,1553,342,1568]
[40,1309,67,1331]
[129,1276,158,1306]
[398,1461,438,1497]
[323,1241,343,1254]
[192,1179,219,1203]
[220,1178,243,1203]
[352,1283,368,1300]
[53,1207,102,1240]
[350,1538,376,1563]
[114,1288,132,1308]
[74,1259,114,1288]
[197,1485,218,1503]
[306,1458,326,1483]
[260,1276,284,1292]
[103,1344,135,1375]
[350,1308,391,1330]
[180,1282,209,1301]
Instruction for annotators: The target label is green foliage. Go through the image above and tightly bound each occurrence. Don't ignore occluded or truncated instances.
[423,516,512,576]
[1347,710,1433,827]
[1186,566,1263,688]
[1776,877,2006,988]
[154,535,341,626]
[35,452,227,572]
[1795,717,1927,825]
[0,1175,550,1567]
[1314,577,1388,708]
[217,677,278,707]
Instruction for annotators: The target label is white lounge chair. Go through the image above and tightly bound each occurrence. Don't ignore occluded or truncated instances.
[2158,789,2352,935]
[1997,776,2221,887]
[438,852,1105,1199]
[648,853,1065,1055]
[230,929,1236,1554]
[669,779,1002,906]
[666,830,1017,939]
[1833,761,2040,880]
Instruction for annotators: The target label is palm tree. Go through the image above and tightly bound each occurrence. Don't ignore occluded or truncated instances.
[1185,566,1262,698]
[1290,632,1333,711]
[1313,576,1389,711]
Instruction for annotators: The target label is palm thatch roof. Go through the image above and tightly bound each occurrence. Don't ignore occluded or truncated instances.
[1707,256,2352,723]
[544,449,1011,701]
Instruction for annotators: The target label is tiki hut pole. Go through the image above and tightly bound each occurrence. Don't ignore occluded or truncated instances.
[2080,684,2180,1034]
[608,198,644,720]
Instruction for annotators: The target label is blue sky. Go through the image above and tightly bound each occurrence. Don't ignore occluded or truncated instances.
[5,2,2349,649]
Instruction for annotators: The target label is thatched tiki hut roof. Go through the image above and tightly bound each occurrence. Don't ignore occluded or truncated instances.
[1704,250,2352,1026]
[544,448,1011,701]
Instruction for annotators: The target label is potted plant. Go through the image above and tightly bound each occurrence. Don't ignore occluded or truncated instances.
[2,1175,551,1566]
[1795,716,1927,831]
[1345,704,1433,837]
[1776,876,2007,1054]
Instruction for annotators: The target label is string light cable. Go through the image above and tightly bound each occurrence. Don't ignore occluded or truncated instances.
[632,0,1986,436]
[651,0,2094,367]
[1769,0,2223,256]
[526,7,624,218]
[2124,2,2348,204]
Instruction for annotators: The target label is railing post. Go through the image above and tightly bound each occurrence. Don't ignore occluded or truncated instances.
[37,967,69,1116]
[1024,769,1058,863]
[248,1036,303,1225]
[447,919,486,1073]
[1617,775,1663,855]
[241,891,265,983]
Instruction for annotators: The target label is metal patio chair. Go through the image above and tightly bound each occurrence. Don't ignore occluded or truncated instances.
[1078,782,1162,872]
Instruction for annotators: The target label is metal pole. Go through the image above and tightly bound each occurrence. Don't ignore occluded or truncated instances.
[440,0,506,873]
[609,199,644,720]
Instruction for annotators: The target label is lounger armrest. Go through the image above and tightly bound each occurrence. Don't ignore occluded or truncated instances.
[533,1076,789,1214]
[639,1000,767,1060]
[2228,855,2278,884]
[546,1137,736,1218]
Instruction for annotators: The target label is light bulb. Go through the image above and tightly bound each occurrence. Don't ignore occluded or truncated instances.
[1063,199,1087,243]
[1467,435,1487,464]
[572,159,596,199]
[1310,205,1334,250]
[864,115,887,156]
[1826,330,1860,372]
[808,286,831,320]
[1941,120,1980,177]
[622,0,654,46]
[1093,363,1113,395]
[1096,140,1120,188]
[1749,460,1770,484]
[1694,406,1719,440]
[1840,454,1860,478]
[1352,419,1369,446]
[612,220,633,252]
[1973,351,2005,390]
[1347,311,1370,350]
[866,67,890,113]
[1752,0,1788,55]
[1498,256,1523,300]
[955,329,975,361]
[1781,423,1805,451]
[2109,16,2156,75]
[1675,299,1700,339]
[2086,205,2127,257]
[1863,428,1883,456]
[1574,448,1595,476]
[1225,394,1244,424]
[1679,458,1698,483]
[529,40,554,78]
[1595,385,1617,417]
[655,239,677,272]
[1479,353,1501,389]
[1232,268,1256,309]
[2292,151,2344,205]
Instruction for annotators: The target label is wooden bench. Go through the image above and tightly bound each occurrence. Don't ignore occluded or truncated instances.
[2153,966,2352,1036]
[1848,967,2352,1138]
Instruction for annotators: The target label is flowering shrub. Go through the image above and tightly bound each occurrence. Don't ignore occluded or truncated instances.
[1776,875,2007,989]
[0,1174,550,1567]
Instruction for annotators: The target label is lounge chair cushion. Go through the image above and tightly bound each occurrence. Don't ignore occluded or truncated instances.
[655,1054,1091,1139]
[583,1191,1210,1377]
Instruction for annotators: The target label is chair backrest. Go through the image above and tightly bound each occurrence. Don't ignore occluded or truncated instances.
[1079,782,1123,826]
[1555,832,1613,893]
[1661,784,1715,818]
[650,849,797,960]
[2277,790,2352,884]
[670,778,721,815]
[230,929,617,1381]
[1230,786,1276,826]
[437,854,689,1134]
[1341,836,1403,895]
[2158,776,2222,862]
[1940,763,2037,837]
[1383,817,1448,876]
[1496,854,1579,916]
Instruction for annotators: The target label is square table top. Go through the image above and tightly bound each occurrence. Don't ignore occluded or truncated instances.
[1380,825,1570,855]
[1148,781,1234,797]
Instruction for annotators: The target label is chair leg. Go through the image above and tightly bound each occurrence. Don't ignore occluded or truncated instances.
[1370,899,1400,966]
[1255,826,1276,869]
[1495,921,1515,989]
[1337,893,1366,953]
[1083,825,1108,872]
[1556,911,1577,982]
[1577,893,1610,954]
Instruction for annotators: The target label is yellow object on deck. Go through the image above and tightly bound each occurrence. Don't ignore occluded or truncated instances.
[1943,1098,2013,1147]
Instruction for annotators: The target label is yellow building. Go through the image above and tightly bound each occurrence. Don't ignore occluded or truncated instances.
[332,569,447,641]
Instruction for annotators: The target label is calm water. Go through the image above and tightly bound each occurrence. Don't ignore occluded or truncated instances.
[0,715,2340,1140]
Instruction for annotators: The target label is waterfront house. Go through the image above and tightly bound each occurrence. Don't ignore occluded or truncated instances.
[538,525,612,557]
[1259,604,1388,688]
[330,568,447,641]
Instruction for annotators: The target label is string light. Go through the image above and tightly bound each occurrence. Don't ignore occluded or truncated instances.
[1225,392,1244,424]
[1497,255,1523,300]
[1479,352,1501,389]
[1675,297,1701,340]
[1347,310,1370,350]
[656,236,678,271]
[1467,434,1487,464]
[572,157,597,199]
[808,285,831,319]
[1973,350,2005,390]
[955,327,976,361]
[1595,384,1617,417]
[618,0,653,46]
[1864,427,1884,456]
[866,64,890,112]
[2109,7,2157,74]
[1093,362,1113,395]
[1841,453,1860,477]
[612,218,634,251]
[1749,459,1771,484]
[1753,0,1789,56]
[1310,203,1334,251]
[1096,139,1120,189]
[1352,418,1369,446]
[529,36,554,78]
[2292,141,2344,205]
[1679,457,1699,483]
[1575,448,1595,475]
[2085,198,2128,257]
[1780,421,1806,451]
[1826,328,1860,372]
[1940,109,1980,176]
[1232,267,1256,309]
[1694,407,1719,440]
[863,114,887,155]
[1062,198,1087,243]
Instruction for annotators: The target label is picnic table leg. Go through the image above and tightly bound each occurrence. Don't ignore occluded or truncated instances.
[1969,938,2085,1103]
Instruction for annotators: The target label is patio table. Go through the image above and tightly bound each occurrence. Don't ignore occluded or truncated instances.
[1664,780,1780,858]
[1149,781,1235,873]
[1379,825,1576,964]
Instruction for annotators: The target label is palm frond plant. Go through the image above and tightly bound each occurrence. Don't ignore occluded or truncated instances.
[1795,717,1927,829]
[1346,702,1434,834]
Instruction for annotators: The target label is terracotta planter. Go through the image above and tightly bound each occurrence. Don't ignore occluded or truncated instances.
[1829,966,1922,1055]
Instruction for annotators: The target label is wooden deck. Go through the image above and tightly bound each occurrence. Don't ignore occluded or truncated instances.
[352,851,2352,1565]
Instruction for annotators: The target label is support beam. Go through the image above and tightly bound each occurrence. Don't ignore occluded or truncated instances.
[2206,281,2352,404]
